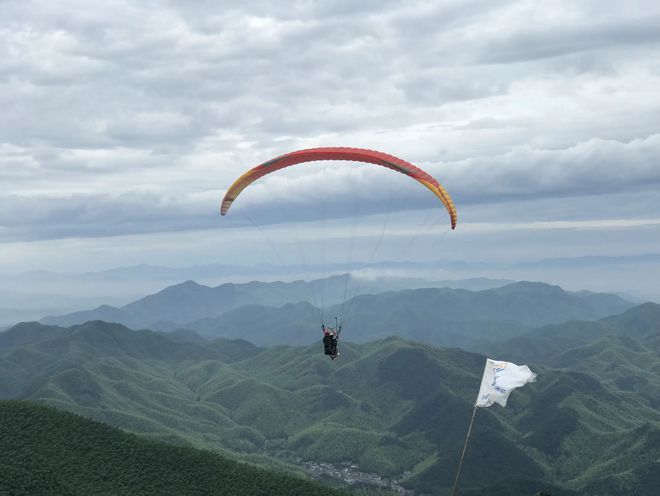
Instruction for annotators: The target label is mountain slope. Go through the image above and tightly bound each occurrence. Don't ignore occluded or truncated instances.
[492,303,660,410]
[0,400,346,496]
[40,278,633,344]
[2,315,659,495]
[40,275,353,329]
[191,281,632,348]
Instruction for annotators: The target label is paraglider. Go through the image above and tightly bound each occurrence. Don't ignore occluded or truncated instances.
[221,147,457,230]
[322,317,341,360]
[221,147,457,359]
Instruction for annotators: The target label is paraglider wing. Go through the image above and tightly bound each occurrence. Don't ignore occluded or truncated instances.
[221,147,457,229]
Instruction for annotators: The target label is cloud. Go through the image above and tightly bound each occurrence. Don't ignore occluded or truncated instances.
[0,190,218,241]
[217,134,660,224]
[1,0,660,247]
[439,134,660,202]
[476,14,660,64]
[3,134,659,242]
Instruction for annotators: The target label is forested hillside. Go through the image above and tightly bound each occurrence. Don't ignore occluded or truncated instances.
[2,310,659,495]
[0,400,348,496]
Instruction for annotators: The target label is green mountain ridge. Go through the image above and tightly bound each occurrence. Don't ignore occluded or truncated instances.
[3,309,659,494]
[493,302,660,411]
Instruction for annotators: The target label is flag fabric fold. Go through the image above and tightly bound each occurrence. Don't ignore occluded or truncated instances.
[475,358,536,408]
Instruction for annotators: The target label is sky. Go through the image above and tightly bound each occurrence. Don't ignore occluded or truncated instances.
[1,0,660,298]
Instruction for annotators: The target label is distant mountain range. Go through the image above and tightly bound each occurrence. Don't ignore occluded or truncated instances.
[3,303,660,495]
[0,272,509,328]
[24,268,513,330]
[9,253,660,284]
[4,251,659,326]
[42,278,634,350]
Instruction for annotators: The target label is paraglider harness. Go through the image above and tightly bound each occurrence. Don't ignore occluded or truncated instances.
[322,317,342,360]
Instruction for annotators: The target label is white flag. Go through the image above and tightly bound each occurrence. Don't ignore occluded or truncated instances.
[475,358,536,408]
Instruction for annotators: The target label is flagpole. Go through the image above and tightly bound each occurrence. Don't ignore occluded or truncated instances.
[450,405,478,496]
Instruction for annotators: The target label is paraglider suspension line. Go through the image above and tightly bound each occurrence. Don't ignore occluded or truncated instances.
[240,210,324,325]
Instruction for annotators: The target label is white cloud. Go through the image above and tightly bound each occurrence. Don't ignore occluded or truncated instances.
[0,0,659,279]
